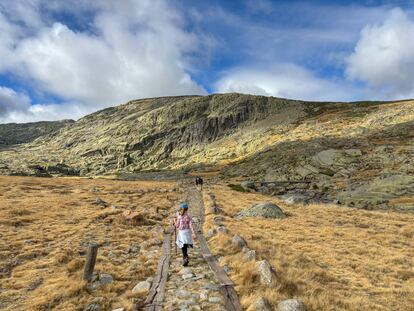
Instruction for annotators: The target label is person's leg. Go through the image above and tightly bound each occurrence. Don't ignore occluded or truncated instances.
[182,244,189,266]
[182,244,188,258]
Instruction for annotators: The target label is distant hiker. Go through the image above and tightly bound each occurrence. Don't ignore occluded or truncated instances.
[173,202,196,266]
[195,176,204,190]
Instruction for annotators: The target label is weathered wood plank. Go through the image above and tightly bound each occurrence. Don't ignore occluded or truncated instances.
[142,230,171,311]
[193,188,243,311]
[220,285,244,311]
[83,243,98,281]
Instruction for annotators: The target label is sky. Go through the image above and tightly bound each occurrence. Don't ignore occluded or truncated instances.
[0,0,414,123]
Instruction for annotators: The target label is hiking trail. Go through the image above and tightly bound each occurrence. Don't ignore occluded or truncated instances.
[142,187,241,311]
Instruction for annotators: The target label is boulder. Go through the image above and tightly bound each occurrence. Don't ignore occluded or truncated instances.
[249,297,272,311]
[206,228,217,239]
[278,299,307,311]
[344,149,362,157]
[132,281,151,294]
[312,149,359,169]
[217,226,228,234]
[232,234,247,249]
[241,181,257,191]
[255,260,276,285]
[283,194,309,205]
[244,249,257,261]
[236,202,286,219]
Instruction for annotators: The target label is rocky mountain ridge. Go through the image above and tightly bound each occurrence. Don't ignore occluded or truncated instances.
[1,93,413,210]
[0,120,74,147]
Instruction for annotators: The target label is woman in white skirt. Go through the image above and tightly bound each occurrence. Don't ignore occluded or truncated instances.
[173,202,196,266]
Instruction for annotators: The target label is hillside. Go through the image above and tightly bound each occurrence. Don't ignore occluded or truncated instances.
[0,93,413,210]
[0,120,74,147]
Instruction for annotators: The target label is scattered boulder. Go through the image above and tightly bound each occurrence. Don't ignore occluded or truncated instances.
[255,260,276,285]
[283,194,309,205]
[232,234,247,249]
[84,297,106,311]
[132,280,151,295]
[179,267,193,275]
[99,274,113,285]
[206,228,217,239]
[278,299,307,311]
[344,149,362,157]
[94,198,108,207]
[249,297,272,311]
[236,202,286,219]
[217,226,228,234]
[312,149,360,169]
[241,181,257,191]
[244,249,257,261]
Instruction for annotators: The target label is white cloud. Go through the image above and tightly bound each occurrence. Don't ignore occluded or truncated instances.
[0,0,206,123]
[0,86,94,123]
[347,8,414,98]
[0,86,31,117]
[215,63,357,102]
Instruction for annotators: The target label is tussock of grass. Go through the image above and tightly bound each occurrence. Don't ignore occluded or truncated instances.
[227,184,246,192]
[204,184,414,311]
[0,176,182,310]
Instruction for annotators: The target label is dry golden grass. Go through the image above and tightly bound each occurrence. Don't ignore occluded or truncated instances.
[0,176,182,311]
[203,185,414,311]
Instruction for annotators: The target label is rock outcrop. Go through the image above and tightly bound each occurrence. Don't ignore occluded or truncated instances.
[236,202,286,219]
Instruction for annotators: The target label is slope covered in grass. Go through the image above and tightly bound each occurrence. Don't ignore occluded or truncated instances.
[203,185,414,310]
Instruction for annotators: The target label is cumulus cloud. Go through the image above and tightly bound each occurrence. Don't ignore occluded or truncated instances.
[0,0,206,123]
[347,8,414,98]
[215,63,357,102]
[0,86,94,123]
[0,87,31,117]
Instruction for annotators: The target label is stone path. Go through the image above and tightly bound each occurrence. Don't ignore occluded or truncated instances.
[159,188,226,311]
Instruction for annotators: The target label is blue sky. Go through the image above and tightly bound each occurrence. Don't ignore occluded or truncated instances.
[0,0,414,123]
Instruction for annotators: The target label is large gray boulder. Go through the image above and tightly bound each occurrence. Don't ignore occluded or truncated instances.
[278,299,307,311]
[236,202,286,219]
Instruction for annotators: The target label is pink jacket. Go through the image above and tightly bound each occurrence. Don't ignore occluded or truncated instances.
[175,214,195,235]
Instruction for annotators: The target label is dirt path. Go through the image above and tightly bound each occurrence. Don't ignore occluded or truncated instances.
[144,187,228,310]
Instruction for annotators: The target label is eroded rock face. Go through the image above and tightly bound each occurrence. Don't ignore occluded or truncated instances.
[278,299,307,311]
[236,202,286,219]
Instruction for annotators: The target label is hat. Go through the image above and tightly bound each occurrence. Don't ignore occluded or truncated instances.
[179,202,189,209]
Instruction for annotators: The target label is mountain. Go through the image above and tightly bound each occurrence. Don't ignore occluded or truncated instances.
[0,120,74,148]
[0,93,413,210]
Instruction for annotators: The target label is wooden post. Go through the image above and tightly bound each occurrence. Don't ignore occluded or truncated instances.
[83,243,98,281]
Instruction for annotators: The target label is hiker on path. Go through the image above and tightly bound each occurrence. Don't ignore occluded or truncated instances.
[195,176,204,190]
[173,202,196,266]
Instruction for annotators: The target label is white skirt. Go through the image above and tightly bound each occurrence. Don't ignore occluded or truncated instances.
[176,229,193,248]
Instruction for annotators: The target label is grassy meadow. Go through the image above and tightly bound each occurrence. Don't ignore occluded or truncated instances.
[0,176,181,310]
[203,185,414,311]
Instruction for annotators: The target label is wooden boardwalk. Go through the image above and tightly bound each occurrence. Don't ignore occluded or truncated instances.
[140,187,242,311]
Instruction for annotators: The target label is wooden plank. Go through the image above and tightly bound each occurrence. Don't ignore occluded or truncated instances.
[142,230,171,311]
[192,188,243,311]
[220,285,244,311]
[83,243,98,281]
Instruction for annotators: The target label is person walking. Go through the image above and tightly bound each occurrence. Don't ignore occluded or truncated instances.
[173,202,196,266]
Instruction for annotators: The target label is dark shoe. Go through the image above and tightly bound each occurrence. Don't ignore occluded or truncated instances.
[183,257,189,266]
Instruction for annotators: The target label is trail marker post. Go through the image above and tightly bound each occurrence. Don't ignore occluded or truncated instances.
[83,242,98,281]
